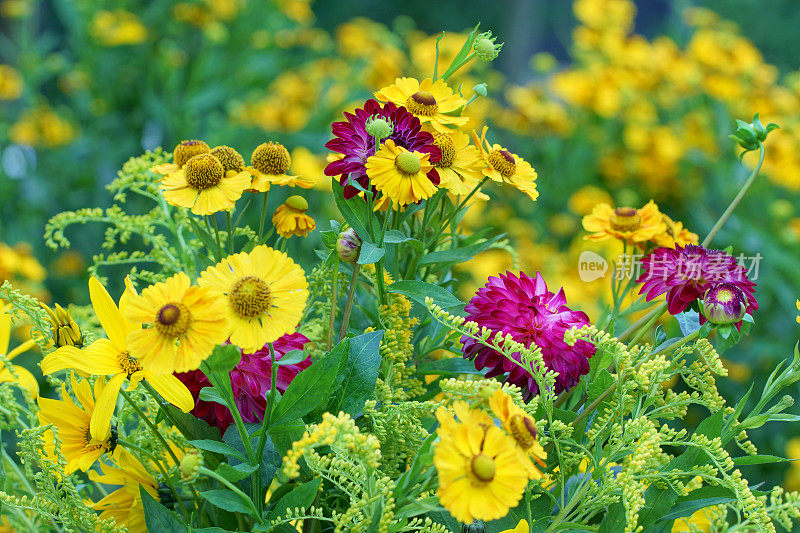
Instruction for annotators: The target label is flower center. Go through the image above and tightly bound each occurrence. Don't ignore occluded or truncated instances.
[210,145,246,173]
[229,276,272,318]
[117,351,143,376]
[432,133,456,168]
[470,454,496,482]
[488,149,516,178]
[714,288,733,303]
[285,195,308,211]
[252,142,291,175]
[155,302,192,337]
[395,151,422,175]
[610,207,642,232]
[405,91,438,117]
[509,414,538,450]
[173,139,210,167]
[184,154,224,190]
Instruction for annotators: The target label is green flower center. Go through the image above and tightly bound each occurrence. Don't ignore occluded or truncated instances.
[252,142,291,175]
[394,151,422,175]
[210,145,246,173]
[470,454,496,482]
[432,133,456,168]
[173,139,210,167]
[285,195,308,211]
[405,91,438,117]
[184,154,224,190]
[229,276,271,318]
[610,207,642,232]
[155,302,192,338]
[488,149,516,178]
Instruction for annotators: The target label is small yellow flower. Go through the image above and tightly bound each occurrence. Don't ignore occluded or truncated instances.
[40,301,83,348]
[472,126,538,202]
[0,304,38,397]
[88,449,158,533]
[582,200,666,244]
[653,213,699,248]
[159,153,251,215]
[375,77,469,133]
[248,141,315,192]
[0,64,23,100]
[365,139,438,206]
[489,389,547,478]
[430,131,487,197]
[273,196,316,238]
[89,10,148,46]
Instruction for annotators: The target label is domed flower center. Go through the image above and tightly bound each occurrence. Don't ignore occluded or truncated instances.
[610,207,642,232]
[405,91,439,117]
[394,151,422,175]
[470,454,496,482]
[714,288,733,303]
[155,302,192,337]
[230,276,271,318]
[488,149,516,178]
[184,154,224,190]
[286,195,308,211]
[117,351,143,376]
[509,414,538,450]
[432,133,456,168]
[211,145,246,173]
[252,142,291,175]
[174,139,210,167]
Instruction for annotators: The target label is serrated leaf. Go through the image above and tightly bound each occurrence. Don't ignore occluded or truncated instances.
[357,241,385,265]
[329,330,384,416]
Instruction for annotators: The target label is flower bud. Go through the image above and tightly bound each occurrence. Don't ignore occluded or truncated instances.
[336,228,362,263]
[285,195,308,211]
[473,31,503,62]
[472,83,488,97]
[179,449,204,483]
[462,521,486,533]
[701,283,747,325]
[40,302,83,348]
[365,116,393,141]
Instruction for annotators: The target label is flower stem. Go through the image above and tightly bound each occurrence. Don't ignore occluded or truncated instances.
[340,264,360,339]
[258,190,270,239]
[253,343,278,514]
[226,210,234,253]
[327,259,340,351]
[119,388,182,467]
[209,214,222,260]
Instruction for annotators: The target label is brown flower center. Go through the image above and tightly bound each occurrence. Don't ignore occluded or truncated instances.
[117,351,143,376]
[432,133,456,168]
[509,414,538,450]
[252,142,291,175]
[610,207,642,232]
[229,276,272,318]
[155,302,192,337]
[173,139,210,167]
[211,145,246,173]
[405,91,439,117]
[488,149,516,178]
[184,154,224,190]
[470,454,496,482]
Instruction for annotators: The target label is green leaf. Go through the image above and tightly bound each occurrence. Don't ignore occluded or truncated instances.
[223,423,282,491]
[660,497,736,521]
[383,229,423,252]
[204,344,242,375]
[271,346,345,425]
[265,478,321,522]
[417,358,483,376]
[216,462,260,483]
[333,179,371,242]
[417,234,503,266]
[275,349,307,366]
[330,330,384,416]
[199,489,258,517]
[357,241,385,265]
[440,23,480,80]
[140,486,185,533]
[189,440,248,463]
[676,310,700,336]
[733,454,790,466]
[387,280,463,310]
[198,387,226,406]
[599,502,626,533]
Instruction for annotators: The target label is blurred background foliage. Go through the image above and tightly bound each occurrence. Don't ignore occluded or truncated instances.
[3,0,800,495]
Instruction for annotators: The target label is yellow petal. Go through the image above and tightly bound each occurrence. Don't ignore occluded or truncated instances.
[90,372,126,442]
[89,277,129,351]
[145,373,194,412]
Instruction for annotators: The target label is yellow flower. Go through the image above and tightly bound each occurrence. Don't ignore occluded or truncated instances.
[434,405,532,524]
[375,77,468,133]
[273,196,316,238]
[0,305,38,397]
[159,153,250,215]
[430,131,487,197]
[366,139,438,206]
[568,185,613,216]
[36,374,116,474]
[198,245,308,352]
[122,273,229,374]
[472,126,539,202]
[489,389,547,479]
[501,519,530,533]
[653,213,699,248]
[248,141,315,192]
[0,64,23,100]
[89,10,147,46]
[41,277,195,434]
[796,299,800,324]
[582,200,666,243]
[671,506,725,532]
[88,449,158,533]
[150,139,210,177]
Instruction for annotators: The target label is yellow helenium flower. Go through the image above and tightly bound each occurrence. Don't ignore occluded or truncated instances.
[273,195,316,238]
[248,141,315,192]
[430,131,487,198]
[434,406,532,524]
[159,153,250,215]
[150,139,210,177]
[198,245,309,352]
[41,277,195,436]
[501,520,530,533]
[472,126,539,202]
[365,139,438,206]
[582,200,666,243]
[374,77,468,133]
[653,213,699,248]
[0,305,38,396]
[37,374,117,474]
[88,449,158,533]
[122,272,229,374]
[489,389,547,478]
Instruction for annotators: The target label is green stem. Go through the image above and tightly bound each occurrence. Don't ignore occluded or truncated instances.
[651,330,699,357]
[327,259,340,351]
[253,343,278,514]
[617,302,667,343]
[198,466,262,524]
[119,388,183,468]
[626,306,663,347]
[226,210,234,253]
[339,264,360,339]
[258,190,270,239]
[209,215,222,260]
[375,209,392,306]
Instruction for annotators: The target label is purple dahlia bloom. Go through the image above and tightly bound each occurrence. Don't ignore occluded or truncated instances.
[637,244,757,326]
[324,99,441,199]
[461,271,595,400]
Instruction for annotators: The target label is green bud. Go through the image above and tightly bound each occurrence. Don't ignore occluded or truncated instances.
[365,116,393,141]
[473,31,503,62]
[473,83,488,97]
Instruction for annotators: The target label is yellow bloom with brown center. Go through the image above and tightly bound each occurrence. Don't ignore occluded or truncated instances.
[431,131,487,197]
[41,277,195,435]
[489,389,547,478]
[0,64,23,100]
[0,304,38,397]
[472,126,539,202]
[248,141,315,192]
[653,213,699,248]
[198,245,308,352]
[150,139,210,177]
[88,449,158,533]
[36,374,116,474]
[582,200,666,243]
[122,272,229,374]
[159,153,250,215]
[374,77,468,133]
[365,139,438,206]
[273,195,316,238]
[434,405,533,524]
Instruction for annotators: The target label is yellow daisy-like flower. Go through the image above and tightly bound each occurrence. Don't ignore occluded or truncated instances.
[273,195,316,238]
[472,126,539,202]
[0,305,39,397]
[582,200,666,244]
[88,449,158,533]
[365,139,438,206]
[198,245,309,352]
[501,520,530,533]
[434,405,532,524]
[150,139,210,177]
[122,272,229,375]
[41,277,195,436]
[653,213,699,248]
[159,153,250,215]
[37,374,116,474]
[374,77,468,133]
[248,141,315,192]
[430,131,488,198]
[489,389,547,478]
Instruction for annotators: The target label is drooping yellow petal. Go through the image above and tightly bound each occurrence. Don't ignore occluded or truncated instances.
[145,372,194,412]
[89,277,129,351]
[90,373,126,442]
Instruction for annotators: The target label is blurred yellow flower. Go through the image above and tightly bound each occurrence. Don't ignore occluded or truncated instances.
[582,200,665,244]
[0,304,39,397]
[568,186,613,217]
[0,64,23,100]
[273,196,316,238]
[89,10,147,46]
[9,106,76,147]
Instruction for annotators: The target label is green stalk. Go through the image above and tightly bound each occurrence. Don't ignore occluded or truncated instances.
[327,259,340,350]
[226,210,234,253]
[253,343,278,514]
[340,264,360,339]
[258,190,270,239]
[209,215,223,259]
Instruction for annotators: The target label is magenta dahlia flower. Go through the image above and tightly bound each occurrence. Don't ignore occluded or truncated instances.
[324,99,441,198]
[637,244,757,325]
[461,271,595,399]
[176,333,311,432]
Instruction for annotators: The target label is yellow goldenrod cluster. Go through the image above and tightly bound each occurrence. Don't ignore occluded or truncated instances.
[9,105,77,148]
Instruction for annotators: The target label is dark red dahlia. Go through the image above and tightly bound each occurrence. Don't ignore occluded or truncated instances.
[176,332,311,432]
[636,244,757,326]
[324,99,441,198]
[461,271,595,400]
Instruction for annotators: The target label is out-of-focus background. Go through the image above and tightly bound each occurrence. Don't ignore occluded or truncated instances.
[2,0,800,492]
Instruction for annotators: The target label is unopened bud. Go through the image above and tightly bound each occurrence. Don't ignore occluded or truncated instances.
[336,228,362,263]
[285,195,308,211]
[179,450,203,483]
[40,302,83,348]
[473,31,503,62]
[462,521,486,533]
[701,283,747,325]
[473,83,488,97]
[365,117,393,141]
